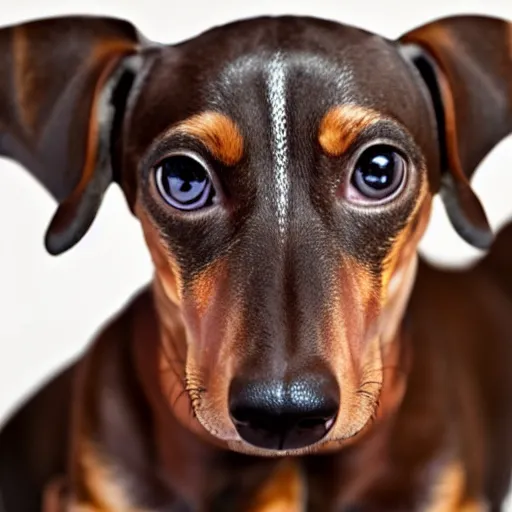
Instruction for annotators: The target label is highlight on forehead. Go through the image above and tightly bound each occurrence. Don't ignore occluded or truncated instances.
[318,105,384,157]
[170,111,244,166]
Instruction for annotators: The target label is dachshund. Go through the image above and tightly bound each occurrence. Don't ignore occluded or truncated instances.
[0,11,512,512]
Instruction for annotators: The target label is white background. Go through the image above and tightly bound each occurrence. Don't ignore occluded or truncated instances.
[1,0,512,504]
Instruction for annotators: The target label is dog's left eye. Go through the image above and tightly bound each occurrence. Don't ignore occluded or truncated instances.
[154,154,216,211]
[347,145,406,203]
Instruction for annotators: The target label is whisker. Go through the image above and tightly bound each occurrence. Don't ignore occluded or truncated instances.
[359,380,382,387]
[356,389,375,400]
[172,386,189,410]
[360,365,407,377]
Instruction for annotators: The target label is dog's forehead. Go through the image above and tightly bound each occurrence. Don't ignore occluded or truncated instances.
[131,17,430,151]
[175,17,420,117]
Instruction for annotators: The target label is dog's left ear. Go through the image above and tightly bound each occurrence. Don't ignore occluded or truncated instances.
[0,16,148,254]
[399,16,512,249]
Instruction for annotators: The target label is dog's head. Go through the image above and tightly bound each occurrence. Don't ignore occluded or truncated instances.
[3,14,510,455]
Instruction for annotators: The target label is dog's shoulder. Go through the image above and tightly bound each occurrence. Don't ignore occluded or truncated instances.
[0,285,156,512]
[0,362,76,511]
[478,221,512,297]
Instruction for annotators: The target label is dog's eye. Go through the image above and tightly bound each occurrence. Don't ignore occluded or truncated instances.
[155,154,215,211]
[348,145,406,202]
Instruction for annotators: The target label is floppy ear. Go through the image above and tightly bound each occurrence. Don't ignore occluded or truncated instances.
[399,16,512,249]
[0,16,145,254]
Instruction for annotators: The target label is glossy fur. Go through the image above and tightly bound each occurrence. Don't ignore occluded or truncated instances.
[0,12,511,512]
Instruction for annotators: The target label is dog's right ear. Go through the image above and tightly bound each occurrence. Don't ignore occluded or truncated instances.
[0,16,148,254]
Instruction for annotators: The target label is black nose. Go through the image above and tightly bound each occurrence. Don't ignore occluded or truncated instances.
[229,373,339,450]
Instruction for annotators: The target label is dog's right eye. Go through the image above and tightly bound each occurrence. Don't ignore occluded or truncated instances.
[154,153,216,211]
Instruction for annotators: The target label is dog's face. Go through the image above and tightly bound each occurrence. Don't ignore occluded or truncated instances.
[2,14,509,456]
[127,18,437,455]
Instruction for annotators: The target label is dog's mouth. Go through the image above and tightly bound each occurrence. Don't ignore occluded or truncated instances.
[223,399,379,457]
[184,379,384,457]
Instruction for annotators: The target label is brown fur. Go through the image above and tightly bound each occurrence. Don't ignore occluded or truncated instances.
[1,12,512,512]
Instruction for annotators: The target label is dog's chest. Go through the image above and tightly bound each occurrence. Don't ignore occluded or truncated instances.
[72,435,483,512]
[207,456,476,512]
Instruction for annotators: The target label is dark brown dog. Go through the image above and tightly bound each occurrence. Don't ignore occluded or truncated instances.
[0,11,512,512]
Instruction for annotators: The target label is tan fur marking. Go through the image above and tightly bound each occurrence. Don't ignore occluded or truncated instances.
[76,440,149,512]
[326,183,430,442]
[320,256,380,442]
[47,52,129,238]
[13,26,38,133]
[90,40,137,62]
[401,25,467,186]
[434,58,466,186]
[62,55,122,199]
[136,203,182,305]
[343,256,377,312]
[170,111,244,166]
[43,476,67,511]
[188,259,227,316]
[401,23,456,58]
[376,195,430,365]
[425,460,488,512]
[381,169,430,296]
[248,460,306,512]
[318,105,383,156]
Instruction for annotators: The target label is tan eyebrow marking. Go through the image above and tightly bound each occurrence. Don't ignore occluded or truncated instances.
[170,111,244,166]
[318,105,384,157]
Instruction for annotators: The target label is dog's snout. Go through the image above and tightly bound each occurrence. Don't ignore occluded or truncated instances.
[228,373,339,450]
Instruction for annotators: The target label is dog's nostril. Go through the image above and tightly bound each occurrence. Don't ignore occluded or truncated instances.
[229,373,339,451]
[296,416,327,430]
[230,408,263,427]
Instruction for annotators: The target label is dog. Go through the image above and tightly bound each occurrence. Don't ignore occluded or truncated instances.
[0,10,512,511]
